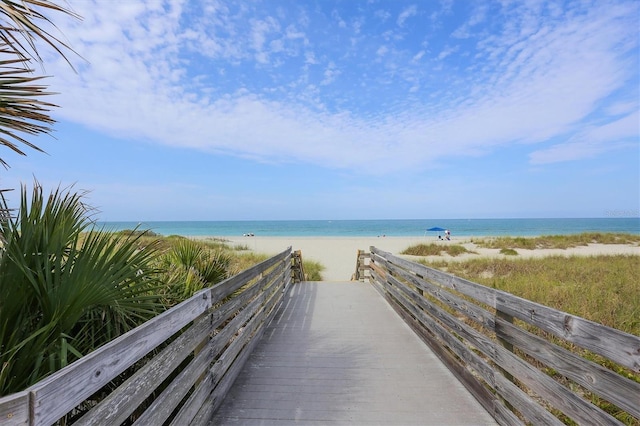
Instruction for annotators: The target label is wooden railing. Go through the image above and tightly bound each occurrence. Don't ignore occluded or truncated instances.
[0,248,296,426]
[352,249,370,281]
[366,246,640,425]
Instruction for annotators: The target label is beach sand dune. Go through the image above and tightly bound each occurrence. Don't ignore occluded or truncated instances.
[225,236,420,281]
[221,236,640,282]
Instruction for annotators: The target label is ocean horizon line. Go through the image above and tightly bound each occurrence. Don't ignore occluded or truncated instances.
[97,218,640,238]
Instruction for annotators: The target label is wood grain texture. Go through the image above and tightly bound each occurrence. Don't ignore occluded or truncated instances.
[369,247,639,425]
[0,249,292,426]
[0,392,28,426]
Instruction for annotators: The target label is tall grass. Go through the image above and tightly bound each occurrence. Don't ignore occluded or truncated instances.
[424,255,640,335]
[474,233,640,250]
[302,259,324,281]
[402,243,475,257]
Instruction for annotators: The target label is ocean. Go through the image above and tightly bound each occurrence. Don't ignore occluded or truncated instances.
[98,218,640,238]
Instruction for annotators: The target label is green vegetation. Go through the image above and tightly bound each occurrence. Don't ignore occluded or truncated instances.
[0,0,319,399]
[0,184,320,395]
[402,243,475,257]
[421,254,639,424]
[157,239,232,306]
[474,233,640,250]
[302,259,324,281]
[0,184,163,395]
[499,248,518,256]
[423,255,640,335]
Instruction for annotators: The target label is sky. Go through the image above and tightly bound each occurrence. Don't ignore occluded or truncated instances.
[1,0,639,221]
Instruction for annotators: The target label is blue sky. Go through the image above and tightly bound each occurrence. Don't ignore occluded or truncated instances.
[1,0,639,221]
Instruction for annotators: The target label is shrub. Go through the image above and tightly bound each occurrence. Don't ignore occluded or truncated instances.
[402,243,474,257]
[0,183,163,395]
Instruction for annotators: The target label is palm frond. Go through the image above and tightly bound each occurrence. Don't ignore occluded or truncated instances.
[0,0,79,167]
[0,182,163,395]
[0,0,79,65]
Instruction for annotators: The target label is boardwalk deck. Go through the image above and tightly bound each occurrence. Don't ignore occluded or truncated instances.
[211,281,498,425]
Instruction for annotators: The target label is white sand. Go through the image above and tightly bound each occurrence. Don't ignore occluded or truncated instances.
[207,236,640,282]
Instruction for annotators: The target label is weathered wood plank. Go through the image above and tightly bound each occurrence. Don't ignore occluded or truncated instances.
[496,292,640,372]
[372,247,497,307]
[493,342,623,425]
[169,367,214,426]
[375,271,495,381]
[74,314,212,425]
[175,276,283,425]
[380,256,495,331]
[192,325,264,426]
[28,290,212,426]
[210,248,290,302]
[496,317,640,417]
[493,373,563,425]
[385,269,497,359]
[369,246,638,425]
[132,342,212,426]
[0,391,29,426]
[171,260,289,425]
[372,271,501,421]
[0,250,290,426]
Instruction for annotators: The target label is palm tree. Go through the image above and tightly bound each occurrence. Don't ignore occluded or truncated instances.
[0,182,164,395]
[0,0,77,168]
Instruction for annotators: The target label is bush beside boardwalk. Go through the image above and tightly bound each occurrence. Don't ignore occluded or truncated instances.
[402,233,640,335]
[0,186,294,396]
[402,234,639,425]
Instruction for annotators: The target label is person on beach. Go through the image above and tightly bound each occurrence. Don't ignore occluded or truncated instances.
[445,229,451,240]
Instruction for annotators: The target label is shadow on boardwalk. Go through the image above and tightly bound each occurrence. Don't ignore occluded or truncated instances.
[212,281,497,425]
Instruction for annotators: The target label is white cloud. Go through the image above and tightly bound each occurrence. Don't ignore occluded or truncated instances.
[436,45,458,60]
[374,9,391,22]
[304,51,318,64]
[452,2,488,39]
[412,50,425,61]
[529,111,639,164]
[376,45,389,57]
[321,62,341,85]
[39,0,640,175]
[397,5,417,27]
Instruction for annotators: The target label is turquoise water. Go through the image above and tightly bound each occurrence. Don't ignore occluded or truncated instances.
[99,218,640,237]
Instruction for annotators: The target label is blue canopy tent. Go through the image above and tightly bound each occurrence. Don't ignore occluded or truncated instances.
[426,227,446,232]
[425,227,448,239]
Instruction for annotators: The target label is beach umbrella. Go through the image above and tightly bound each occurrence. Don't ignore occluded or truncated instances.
[426,226,448,239]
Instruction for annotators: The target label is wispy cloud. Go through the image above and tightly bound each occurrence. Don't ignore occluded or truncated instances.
[397,5,417,27]
[529,111,639,164]
[40,0,639,176]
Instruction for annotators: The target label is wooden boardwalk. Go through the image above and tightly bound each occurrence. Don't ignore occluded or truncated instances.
[211,281,498,425]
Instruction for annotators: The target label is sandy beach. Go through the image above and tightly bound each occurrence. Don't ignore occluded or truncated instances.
[217,236,640,281]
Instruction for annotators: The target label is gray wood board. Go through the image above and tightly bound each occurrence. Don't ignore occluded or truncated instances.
[211,281,497,425]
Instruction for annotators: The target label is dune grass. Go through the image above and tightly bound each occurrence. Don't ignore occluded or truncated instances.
[422,253,639,424]
[473,232,640,250]
[402,243,475,257]
[423,254,640,335]
[302,260,325,281]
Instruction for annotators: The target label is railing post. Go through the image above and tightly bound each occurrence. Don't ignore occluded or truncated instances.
[496,309,515,412]
[353,250,362,281]
[291,250,305,283]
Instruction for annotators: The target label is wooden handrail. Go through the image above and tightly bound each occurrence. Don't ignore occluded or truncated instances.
[0,248,293,426]
[368,246,639,426]
[352,249,371,281]
[291,249,305,282]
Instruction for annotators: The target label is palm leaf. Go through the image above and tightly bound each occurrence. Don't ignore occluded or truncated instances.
[0,0,79,65]
[0,0,79,167]
[0,182,164,395]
